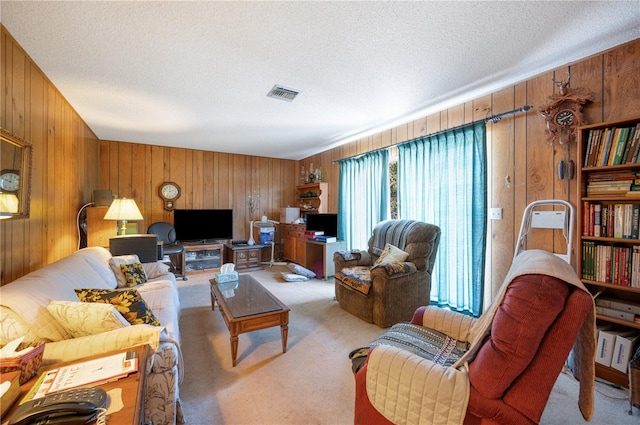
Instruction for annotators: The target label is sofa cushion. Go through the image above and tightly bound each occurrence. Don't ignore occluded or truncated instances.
[468,274,569,398]
[287,263,316,279]
[0,306,45,347]
[120,262,148,287]
[47,301,130,338]
[0,249,119,342]
[143,262,170,279]
[75,288,161,327]
[373,243,408,267]
[109,255,147,288]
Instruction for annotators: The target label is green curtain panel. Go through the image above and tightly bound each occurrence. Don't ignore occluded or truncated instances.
[397,122,487,316]
[338,149,390,250]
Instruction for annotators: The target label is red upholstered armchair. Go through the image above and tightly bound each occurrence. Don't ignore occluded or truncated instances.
[352,250,595,425]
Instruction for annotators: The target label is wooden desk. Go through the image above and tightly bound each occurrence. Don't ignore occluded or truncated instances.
[2,345,150,425]
[305,240,346,279]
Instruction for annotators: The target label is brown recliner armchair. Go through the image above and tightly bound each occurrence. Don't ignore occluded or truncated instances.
[351,249,595,425]
[333,219,441,328]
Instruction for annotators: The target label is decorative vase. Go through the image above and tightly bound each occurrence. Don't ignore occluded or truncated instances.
[247,220,255,245]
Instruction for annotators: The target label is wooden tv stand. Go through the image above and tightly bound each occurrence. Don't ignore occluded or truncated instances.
[181,242,224,275]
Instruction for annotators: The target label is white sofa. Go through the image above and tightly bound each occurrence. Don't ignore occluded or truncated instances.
[0,247,184,425]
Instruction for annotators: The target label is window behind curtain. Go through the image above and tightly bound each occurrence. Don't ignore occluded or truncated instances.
[397,122,487,316]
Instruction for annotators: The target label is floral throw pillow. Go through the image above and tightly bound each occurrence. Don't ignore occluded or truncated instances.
[109,255,148,288]
[47,301,130,338]
[372,243,409,267]
[120,262,147,287]
[75,288,161,327]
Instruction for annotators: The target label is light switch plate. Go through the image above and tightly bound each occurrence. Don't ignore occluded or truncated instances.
[490,208,502,220]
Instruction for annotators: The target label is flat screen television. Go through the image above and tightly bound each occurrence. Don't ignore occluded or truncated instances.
[306,213,338,237]
[173,209,233,242]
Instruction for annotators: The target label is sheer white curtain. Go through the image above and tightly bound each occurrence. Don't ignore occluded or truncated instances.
[397,122,486,316]
[337,149,390,250]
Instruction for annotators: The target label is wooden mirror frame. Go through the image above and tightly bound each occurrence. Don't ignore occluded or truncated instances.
[1,128,32,219]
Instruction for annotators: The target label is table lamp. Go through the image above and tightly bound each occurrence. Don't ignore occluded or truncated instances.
[104,197,143,235]
[0,192,19,219]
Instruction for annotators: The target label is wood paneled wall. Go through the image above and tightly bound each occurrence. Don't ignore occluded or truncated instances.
[98,140,297,240]
[300,38,640,296]
[1,26,100,285]
[2,20,638,295]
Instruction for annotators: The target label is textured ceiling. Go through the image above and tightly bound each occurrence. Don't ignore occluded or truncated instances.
[1,1,639,160]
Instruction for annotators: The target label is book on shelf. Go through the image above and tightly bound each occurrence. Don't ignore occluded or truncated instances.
[309,236,337,243]
[584,123,640,167]
[580,241,640,288]
[582,201,640,239]
[595,305,636,323]
[304,230,324,238]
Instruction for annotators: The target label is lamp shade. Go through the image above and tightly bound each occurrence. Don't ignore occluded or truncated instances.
[104,198,143,221]
[0,193,19,219]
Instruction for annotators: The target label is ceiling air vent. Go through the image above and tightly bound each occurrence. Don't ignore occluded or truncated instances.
[267,85,300,102]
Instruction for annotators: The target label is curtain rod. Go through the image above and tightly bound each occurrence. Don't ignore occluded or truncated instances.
[330,105,532,164]
[485,104,532,124]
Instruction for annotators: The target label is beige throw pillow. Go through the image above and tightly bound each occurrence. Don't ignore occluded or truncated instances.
[109,254,147,288]
[142,262,170,279]
[373,243,409,267]
[47,301,130,338]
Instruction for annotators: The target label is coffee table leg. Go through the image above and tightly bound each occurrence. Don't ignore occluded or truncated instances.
[281,324,288,353]
[231,334,239,367]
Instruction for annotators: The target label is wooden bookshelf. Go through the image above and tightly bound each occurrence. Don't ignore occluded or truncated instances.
[577,116,640,388]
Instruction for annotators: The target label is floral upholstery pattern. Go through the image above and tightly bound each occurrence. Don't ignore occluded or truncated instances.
[371,261,412,275]
[75,288,161,326]
[145,340,185,425]
[336,250,363,261]
[335,267,372,295]
[46,301,130,338]
[372,244,408,267]
[121,262,147,286]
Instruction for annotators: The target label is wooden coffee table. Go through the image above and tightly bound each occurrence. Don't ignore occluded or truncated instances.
[210,274,290,366]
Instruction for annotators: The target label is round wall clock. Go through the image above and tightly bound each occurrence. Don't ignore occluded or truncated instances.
[159,182,181,211]
[0,169,20,193]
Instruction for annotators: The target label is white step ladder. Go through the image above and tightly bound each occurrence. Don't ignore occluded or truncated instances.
[514,199,574,264]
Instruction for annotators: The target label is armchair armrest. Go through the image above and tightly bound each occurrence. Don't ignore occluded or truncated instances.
[412,306,477,342]
[333,250,372,272]
[42,324,163,367]
[370,261,417,277]
[365,345,470,425]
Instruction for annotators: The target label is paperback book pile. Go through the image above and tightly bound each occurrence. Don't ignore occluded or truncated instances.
[308,235,337,243]
[304,230,324,238]
[585,170,636,196]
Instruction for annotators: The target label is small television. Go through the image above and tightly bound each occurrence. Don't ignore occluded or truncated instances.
[173,209,233,242]
[306,213,338,237]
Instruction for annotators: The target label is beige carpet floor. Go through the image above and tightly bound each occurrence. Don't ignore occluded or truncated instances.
[177,266,638,425]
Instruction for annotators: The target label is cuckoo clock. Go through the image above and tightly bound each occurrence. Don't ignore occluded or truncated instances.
[538,74,592,146]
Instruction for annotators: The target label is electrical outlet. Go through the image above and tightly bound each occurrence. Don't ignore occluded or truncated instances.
[490,208,502,220]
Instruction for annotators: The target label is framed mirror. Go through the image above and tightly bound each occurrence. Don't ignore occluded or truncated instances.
[1,128,32,219]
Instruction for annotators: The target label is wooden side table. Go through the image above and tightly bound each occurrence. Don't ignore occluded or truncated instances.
[2,345,150,425]
[223,243,265,272]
